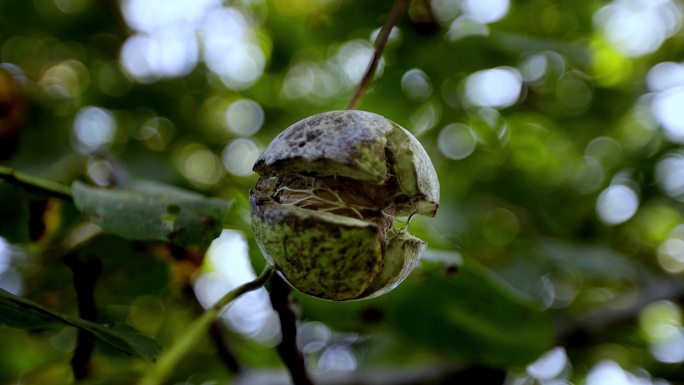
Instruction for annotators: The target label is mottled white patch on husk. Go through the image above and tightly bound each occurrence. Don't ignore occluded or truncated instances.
[253,111,392,183]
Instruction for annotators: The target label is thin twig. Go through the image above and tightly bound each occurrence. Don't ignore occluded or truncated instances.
[269,274,313,385]
[0,165,72,200]
[138,266,274,385]
[210,319,243,374]
[66,254,102,381]
[347,0,408,110]
[210,267,274,311]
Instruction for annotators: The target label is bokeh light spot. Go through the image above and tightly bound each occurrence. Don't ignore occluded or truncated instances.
[430,0,461,24]
[640,301,684,363]
[527,347,568,381]
[0,237,11,272]
[0,237,22,295]
[137,117,175,152]
[438,123,477,160]
[119,0,265,88]
[71,106,117,154]
[596,184,639,225]
[225,99,264,137]
[121,0,220,33]
[594,0,682,57]
[281,39,379,102]
[656,153,684,200]
[195,230,279,343]
[335,40,380,87]
[651,328,684,363]
[318,345,357,372]
[39,60,89,100]
[461,0,509,24]
[370,26,402,45]
[591,38,632,86]
[585,361,632,385]
[465,67,522,108]
[401,68,433,101]
[572,156,604,194]
[648,62,684,92]
[658,238,684,274]
[282,61,341,102]
[121,29,198,82]
[556,75,593,109]
[176,144,223,187]
[519,53,549,83]
[87,158,115,187]
[585,136,623,168]
[640,301,681,343]
[222,138,260,177]
[298,322,332,354]
[652,87,684,143]
[447,16,489,41]
[409,100,441,136]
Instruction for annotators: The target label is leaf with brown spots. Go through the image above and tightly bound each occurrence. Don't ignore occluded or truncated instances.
[72,180,231,248]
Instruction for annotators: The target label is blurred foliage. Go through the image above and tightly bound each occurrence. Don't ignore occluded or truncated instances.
[0,288,162,361]
[2,0,684,384]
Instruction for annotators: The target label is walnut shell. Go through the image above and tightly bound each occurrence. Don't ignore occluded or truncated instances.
[250,110,439,301]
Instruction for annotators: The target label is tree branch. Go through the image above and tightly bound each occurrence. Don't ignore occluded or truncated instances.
[269,274,314,385]
[138,266,274,385]
[347,0,408,110]
[65,254,102,381]
[0,165,72,200]
[186,284,243,375]
[556,278,684,347]
[234,364,505,385]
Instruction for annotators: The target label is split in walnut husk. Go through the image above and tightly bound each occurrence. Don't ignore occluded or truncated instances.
[250,110,439,301]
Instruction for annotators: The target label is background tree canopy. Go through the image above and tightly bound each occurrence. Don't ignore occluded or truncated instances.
[2,0,684,384]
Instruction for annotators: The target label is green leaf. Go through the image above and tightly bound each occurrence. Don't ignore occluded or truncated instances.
[72,180,231,247]
[540,239,644,280]
[386,260,553,368]
[0,288,163,361]
[0,290,58,329]
[296,256,552,367]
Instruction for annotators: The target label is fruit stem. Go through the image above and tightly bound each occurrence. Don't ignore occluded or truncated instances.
[347,0,408,110]
[138,266,274,385]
